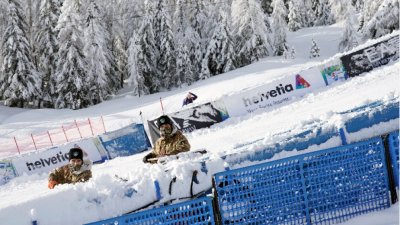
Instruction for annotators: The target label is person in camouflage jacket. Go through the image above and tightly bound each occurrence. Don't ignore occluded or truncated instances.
[143,115,190,163]
[48,148,92,189]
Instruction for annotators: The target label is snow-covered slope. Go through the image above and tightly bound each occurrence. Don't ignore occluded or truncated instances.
[0,25,399,225]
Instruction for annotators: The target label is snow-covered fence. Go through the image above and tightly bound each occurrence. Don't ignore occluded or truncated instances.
[84,197,216,225]
[213,137,391,225]
[224,97,399,166]
[1,117,106,158]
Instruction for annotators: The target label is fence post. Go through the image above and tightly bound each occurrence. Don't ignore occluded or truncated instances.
[31,134,38,151]
[74,120,82,138]
[88,118,94,136]
[13,136,21,154]
[101,116,106,133]
[62,125,69,142]
[47,131,54,146]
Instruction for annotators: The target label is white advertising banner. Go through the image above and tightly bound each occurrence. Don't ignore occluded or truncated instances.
[223,67,325,117]
[12,139,102,176]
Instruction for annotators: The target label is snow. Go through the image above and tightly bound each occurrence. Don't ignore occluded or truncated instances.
[0,24,399,225]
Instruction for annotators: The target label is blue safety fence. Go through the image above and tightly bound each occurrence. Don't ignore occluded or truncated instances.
[388,131,399,187]
[98,123,151,159]
[84,197,216,225]
[213,137,390,225]
[344,99,399,133]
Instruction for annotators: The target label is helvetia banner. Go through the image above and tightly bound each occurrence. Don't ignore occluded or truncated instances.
[340,35,399,77]
[12,139,103,176]
[147,100,229,144]
[223,67,326,117]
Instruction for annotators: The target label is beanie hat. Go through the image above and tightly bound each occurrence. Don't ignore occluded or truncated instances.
[157,115,172,129]
[69,148,83,161]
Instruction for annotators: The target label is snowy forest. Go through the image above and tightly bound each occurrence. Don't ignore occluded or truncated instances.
[0,0,398,109]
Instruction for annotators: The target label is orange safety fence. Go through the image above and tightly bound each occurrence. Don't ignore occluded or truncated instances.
[0,117,106,159]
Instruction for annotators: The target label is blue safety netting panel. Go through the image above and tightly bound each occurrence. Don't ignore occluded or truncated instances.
[214,137,390,225]
[388,131,399,187]
[99,123,151,159]
[84,197,215,225]
[344,99,399,133]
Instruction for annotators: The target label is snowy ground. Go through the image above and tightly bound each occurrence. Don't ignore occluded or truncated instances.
[0,24,399,225]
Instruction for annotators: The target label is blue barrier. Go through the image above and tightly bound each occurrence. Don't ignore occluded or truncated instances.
[225,122,339,165]
[214,137,390,225]
[388,131,399,187]
[344,99,399,133]
[84,197,216,225]
[98,123,151,159]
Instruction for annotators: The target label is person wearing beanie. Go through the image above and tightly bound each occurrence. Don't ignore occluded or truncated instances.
[48,147,92,189]
[143,115,191,163]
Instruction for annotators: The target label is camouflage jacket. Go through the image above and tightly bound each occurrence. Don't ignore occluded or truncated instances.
[153,130,190,157]
[48,160,92,185]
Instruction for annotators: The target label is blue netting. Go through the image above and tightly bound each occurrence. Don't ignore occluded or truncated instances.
[214,137,390,225]
[84,197,215,225]
[388,131,399,187]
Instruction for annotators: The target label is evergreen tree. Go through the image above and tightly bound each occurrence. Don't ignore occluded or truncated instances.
[173,0,198,84]
[188,0,208,51]
[113,35,128,89]
[34,0,61,107]
[314,0,335,26]
[138,1,158,93]
[309,39,320,58]
[54,0,89,109]
[362,0,399,39]
[201,11,235,77]
[232,0,272,66]
[271,0,288,56]
[154,0,176,90]
[128,33,149,96]
[83,0,114,105]
[290,46,296,59]
[288,0,303,31]
[338,2,360,52]
[0,0,40,107]
[358,0,381,31]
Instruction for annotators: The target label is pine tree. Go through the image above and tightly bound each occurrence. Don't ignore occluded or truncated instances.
[0,0,40,107]
[54,0,89,109]
[232,0,272,66]
[362,0,399,39]
[290,46,296,59]
[201,11,235,76]
[128,33,149,97]
[288,0,303,31]
[34,0,61,107]
[154,0,176,90]
[358,0,381,31]
[271,0,289,56]
[309,39,321,58]
[338,2,360,52]
[138,1,158,93]
[83,0,115,105]
[314,0,335,26]
[174,0,197,84]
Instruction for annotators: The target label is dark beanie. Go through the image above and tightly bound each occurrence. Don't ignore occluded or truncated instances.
[157,115,172,128]
[69,148,83,161]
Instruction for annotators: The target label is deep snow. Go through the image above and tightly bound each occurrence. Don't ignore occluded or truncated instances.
[0,24,399,225]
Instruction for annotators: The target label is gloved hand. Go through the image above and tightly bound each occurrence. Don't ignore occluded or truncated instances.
[143,152,156,163]
[48,180,58,189]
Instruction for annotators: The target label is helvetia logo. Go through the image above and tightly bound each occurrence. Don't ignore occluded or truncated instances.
[295,74,310,89]
[242,75,310,107]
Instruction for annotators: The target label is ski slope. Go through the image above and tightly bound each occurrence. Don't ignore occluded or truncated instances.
[0,24,399,225]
